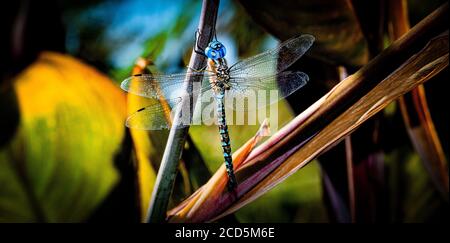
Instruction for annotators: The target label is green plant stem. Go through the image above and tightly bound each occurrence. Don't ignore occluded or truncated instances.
[146,0,220,223]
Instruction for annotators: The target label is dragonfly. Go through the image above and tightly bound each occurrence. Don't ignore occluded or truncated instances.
[121,34,315,190]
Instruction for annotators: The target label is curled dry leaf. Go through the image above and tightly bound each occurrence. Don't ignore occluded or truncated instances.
[389,0,449,199]
[127,57,158,221]
[168,119,270,222]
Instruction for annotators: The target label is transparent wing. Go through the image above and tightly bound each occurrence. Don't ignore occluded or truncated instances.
[126,96,205,130]
[228,34,314,79]
[224,71,309,111]
[121,72,215,100]
[126,98,181,130]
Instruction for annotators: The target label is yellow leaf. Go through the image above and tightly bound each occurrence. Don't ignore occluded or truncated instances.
[0,52,126,222]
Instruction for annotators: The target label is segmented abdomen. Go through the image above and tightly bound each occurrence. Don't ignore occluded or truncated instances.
[216,90,237,190]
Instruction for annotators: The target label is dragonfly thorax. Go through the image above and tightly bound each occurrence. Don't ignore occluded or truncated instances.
[216,66,230,81]
[212,57,229,77]
[211,58,231,90]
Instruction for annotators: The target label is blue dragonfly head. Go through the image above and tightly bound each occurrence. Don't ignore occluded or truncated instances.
[205,41,226,60]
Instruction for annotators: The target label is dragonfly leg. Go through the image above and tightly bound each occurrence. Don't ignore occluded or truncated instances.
[194,29,208,58]
[188,65,207,73]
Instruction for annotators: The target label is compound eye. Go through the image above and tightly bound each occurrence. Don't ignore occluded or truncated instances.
[205,41,226,59]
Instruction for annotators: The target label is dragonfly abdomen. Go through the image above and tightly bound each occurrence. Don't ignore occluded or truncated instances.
[215,90,237,190]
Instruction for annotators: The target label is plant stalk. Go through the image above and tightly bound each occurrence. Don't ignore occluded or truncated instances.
[146,0,220,223]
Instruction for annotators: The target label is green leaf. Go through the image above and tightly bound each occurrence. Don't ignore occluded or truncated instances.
[0,52,126,222]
